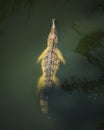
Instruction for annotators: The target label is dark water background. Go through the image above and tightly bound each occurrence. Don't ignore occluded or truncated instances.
[1,0,104,130]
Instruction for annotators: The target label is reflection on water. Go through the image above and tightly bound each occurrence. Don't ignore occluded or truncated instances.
[61,74,104,98]
[75,30,104,64]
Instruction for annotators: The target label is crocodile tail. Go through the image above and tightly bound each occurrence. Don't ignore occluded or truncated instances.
[39,88,49,114]
[37,75,48,114]
[37,75,59,114]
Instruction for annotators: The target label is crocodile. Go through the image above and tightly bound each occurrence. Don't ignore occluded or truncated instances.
[37,18,65,114]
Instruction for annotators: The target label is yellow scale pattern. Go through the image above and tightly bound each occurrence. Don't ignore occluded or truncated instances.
[37,18,65,114]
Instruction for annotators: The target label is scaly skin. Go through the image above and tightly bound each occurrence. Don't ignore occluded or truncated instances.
[37,18,65,114]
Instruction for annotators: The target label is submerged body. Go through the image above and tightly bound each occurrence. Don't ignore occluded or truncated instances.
[37,19,65,114]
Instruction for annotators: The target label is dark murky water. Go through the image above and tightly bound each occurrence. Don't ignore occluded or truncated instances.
[1,0,104,130]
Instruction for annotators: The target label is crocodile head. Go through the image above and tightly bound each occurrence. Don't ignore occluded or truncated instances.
[47,18,58,46]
